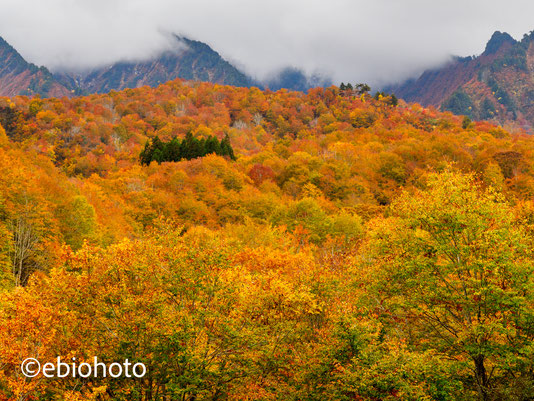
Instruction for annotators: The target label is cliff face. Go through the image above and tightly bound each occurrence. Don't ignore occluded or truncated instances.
[388,31,534,132]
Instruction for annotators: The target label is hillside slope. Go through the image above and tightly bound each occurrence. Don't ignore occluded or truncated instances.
[1,79,534,399]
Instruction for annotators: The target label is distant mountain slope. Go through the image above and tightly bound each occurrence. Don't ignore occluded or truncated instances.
[0,37,71,97]
[58,36,254,94]
[387,31,534,132]
[264,67,332,92]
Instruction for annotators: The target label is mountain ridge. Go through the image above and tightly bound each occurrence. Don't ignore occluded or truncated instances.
[386,30,534,132]
[56,35,255,94]
[0,34,327,97]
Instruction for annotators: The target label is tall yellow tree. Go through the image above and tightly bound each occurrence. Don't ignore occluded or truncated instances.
[364,170,534,400]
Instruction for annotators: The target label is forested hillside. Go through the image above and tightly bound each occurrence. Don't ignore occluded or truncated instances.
[0,79,534,400]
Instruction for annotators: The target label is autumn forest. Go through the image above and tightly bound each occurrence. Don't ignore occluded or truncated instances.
[0,79,533,401]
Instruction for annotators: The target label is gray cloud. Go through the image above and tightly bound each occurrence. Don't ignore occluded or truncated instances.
[0,0,533,85]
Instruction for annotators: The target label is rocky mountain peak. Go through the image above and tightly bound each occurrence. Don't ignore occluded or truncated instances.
[483,31,516,55]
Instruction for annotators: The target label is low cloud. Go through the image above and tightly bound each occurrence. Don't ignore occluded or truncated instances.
[0,0,533,85]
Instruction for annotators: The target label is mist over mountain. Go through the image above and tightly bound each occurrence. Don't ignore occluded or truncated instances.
[55,36,254,94]
[0,34,330,97]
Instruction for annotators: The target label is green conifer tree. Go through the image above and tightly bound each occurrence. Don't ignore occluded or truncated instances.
[220,133,236,160]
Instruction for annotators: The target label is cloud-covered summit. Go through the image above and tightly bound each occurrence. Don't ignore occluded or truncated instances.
[0,0,533,86]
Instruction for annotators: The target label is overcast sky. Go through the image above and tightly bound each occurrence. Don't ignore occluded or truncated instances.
[0,0,533,86]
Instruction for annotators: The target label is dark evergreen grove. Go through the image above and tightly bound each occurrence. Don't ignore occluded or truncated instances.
[140,132,236,165]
